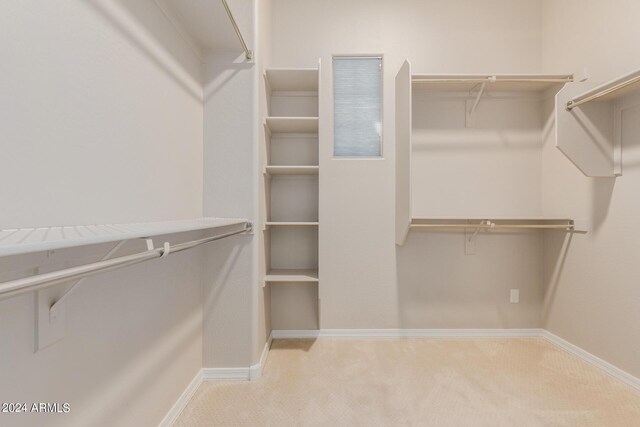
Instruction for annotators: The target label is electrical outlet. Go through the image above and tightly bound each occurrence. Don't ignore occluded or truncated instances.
[510,289,520,304]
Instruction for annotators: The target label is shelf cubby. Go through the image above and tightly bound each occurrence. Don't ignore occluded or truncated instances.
[269,175,318,223]
[265,69,319,119]
[269,134,319,166]
[265,69,319,92]
[269,226,318,271]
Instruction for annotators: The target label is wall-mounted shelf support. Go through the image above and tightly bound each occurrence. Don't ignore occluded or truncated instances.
[468,220,494,242]
[464,220,494,255]
[48,240,128,324]
[468,81,488,117]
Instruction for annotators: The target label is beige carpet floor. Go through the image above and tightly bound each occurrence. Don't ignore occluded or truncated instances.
[174,338,640,426]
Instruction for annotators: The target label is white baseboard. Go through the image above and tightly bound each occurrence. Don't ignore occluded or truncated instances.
[201,367,252,381]
[158,369,202,427]
[272,328,545,339]
[202,332,273,381]
[250,331,273,380]
[541,330,640,392]
[158,333,273,426]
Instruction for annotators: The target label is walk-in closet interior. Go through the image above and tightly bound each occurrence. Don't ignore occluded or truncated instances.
[1,0,640,426]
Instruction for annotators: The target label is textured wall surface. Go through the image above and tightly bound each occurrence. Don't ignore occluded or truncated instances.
[540,0,640,379]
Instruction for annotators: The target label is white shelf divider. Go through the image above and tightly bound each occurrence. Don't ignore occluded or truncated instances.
[265,165,319,175]
[265,221,319,228]
[266,117,318,134]
[0,218,249,257]
[265,269,319,283]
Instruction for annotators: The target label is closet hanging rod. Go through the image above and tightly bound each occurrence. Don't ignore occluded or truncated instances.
[410,224,573,230]
[221,0,252,60]
[0,223,251,301]
[566,71,640,110]
[412,77,573,84]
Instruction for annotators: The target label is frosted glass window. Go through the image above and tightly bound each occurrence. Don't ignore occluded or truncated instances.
[333,57,382,157]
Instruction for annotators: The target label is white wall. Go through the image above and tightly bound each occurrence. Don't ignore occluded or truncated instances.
[540,0,640,378]
[0,0,203,228]
[0,1,205,425]
[411,93,544,218]
[270,0,546,329]
[201,35,261,365]
[200,0,274,364]
[199,0,271,368]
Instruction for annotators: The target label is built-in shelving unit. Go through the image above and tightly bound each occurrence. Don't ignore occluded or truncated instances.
[262,65,320,302]
[556,68,640,177]
[0,218,249,257]
[395,60,579,245]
